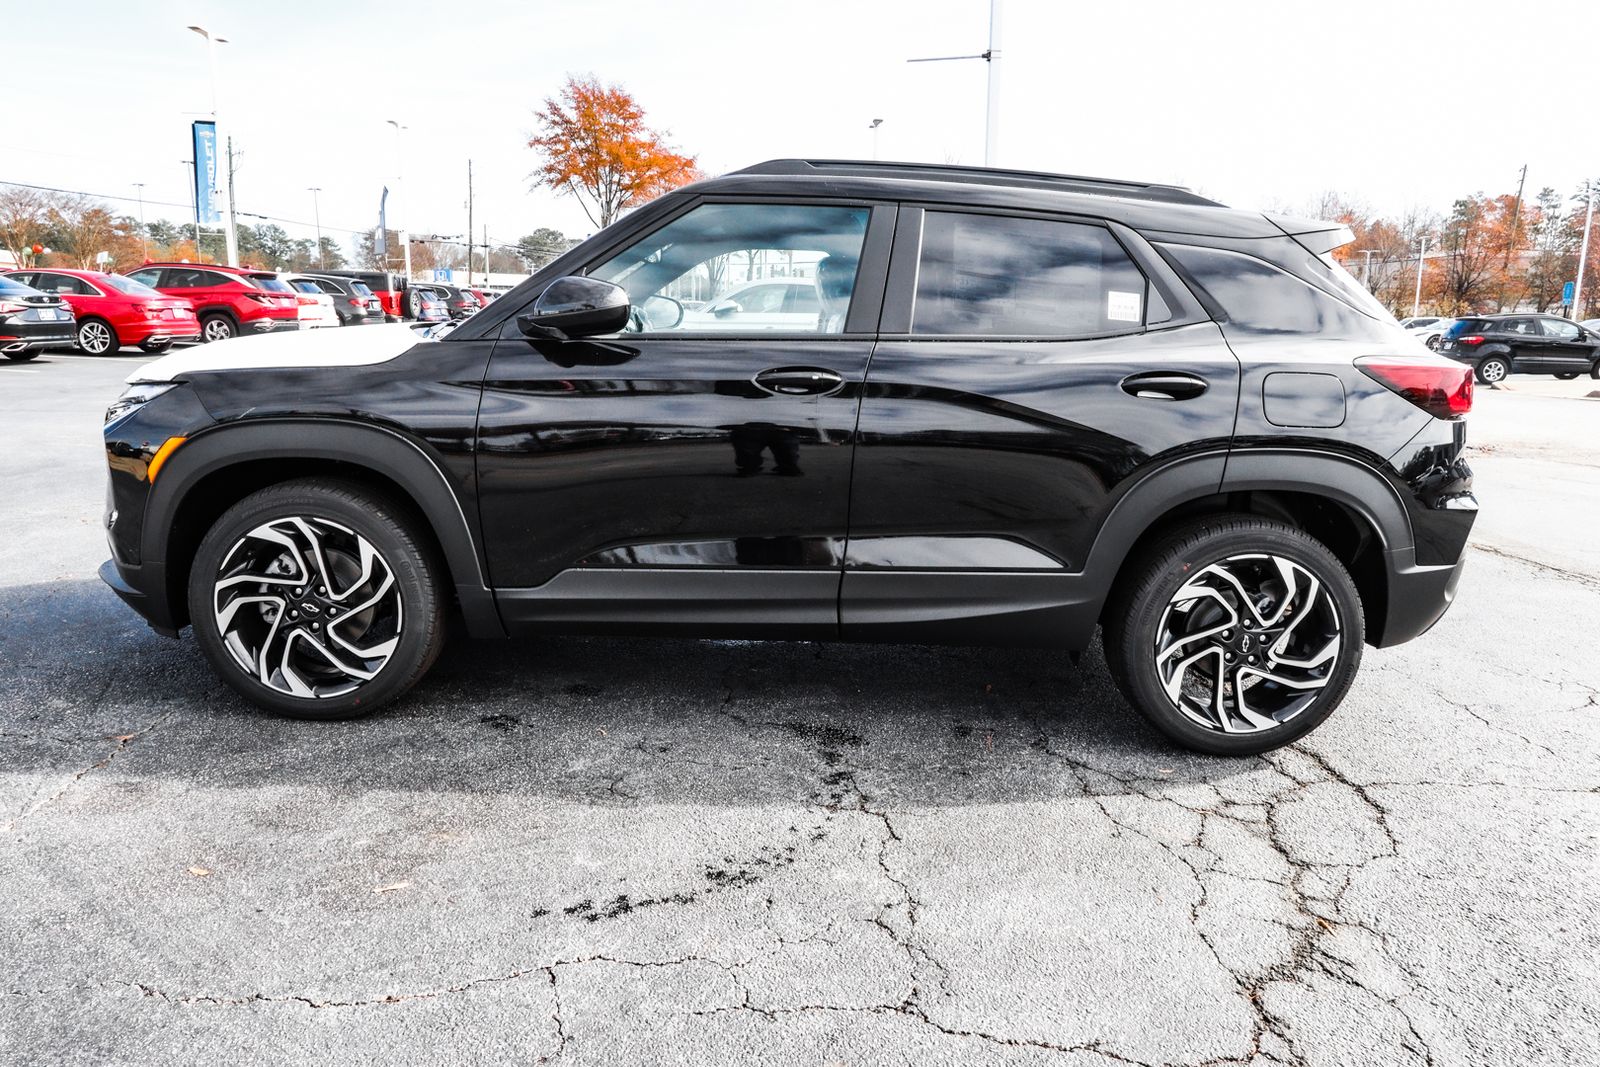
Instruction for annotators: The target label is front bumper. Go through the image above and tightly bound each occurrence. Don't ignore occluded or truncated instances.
[100,558,179,637]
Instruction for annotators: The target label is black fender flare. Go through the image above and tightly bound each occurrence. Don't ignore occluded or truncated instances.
[1074,447,1414,615]
[145,418,505,637]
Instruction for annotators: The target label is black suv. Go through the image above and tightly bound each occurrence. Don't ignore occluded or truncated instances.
[1439,313,1600,384]
[99,159,1477,755]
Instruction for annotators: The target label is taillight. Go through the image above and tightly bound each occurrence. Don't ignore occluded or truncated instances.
[296,294,316,306]
[0,300,27,315]
[1458,335,1484,346]
[349,298,364,307]
[1357,356,1472,419]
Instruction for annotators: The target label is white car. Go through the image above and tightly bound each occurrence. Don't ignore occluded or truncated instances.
[1400,316,1453,349]
[280,274,340,330]
[680,278,821,331]
[1580,319,1600,333]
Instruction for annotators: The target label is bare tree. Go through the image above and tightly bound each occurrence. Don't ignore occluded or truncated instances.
[0,186,53,266]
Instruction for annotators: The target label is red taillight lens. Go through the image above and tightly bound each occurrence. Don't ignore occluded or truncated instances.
[296,294,316,306]
[349,298,364,307]
[1357,356,1473,419]
[1458,335,1484,346]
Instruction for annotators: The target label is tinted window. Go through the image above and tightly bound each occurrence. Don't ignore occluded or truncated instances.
[36,273,92,295]
[125,269,162,288]
[784,283,821,314]
[591,202,871,334]
[1161,244,1375,336]
[348,281,375,298]
[1501,318,1540,336]
[912,212,1148,336]
[103,275,164,297]
[163,268,230,288]
[251,277,295,294]
[1447,319,1490,337]
[1540,318,1581,341]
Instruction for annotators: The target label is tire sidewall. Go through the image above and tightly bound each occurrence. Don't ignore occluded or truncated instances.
[1109,519,1365,756]
[186,482,441,719]
[1476,357,1508,384]
[201,314,235,342]
[77,317,117,355]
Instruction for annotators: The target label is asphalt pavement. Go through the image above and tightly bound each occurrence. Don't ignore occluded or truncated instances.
[1,350,1596,1066]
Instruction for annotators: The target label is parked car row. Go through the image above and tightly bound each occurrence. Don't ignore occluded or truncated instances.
[0,261,498,359]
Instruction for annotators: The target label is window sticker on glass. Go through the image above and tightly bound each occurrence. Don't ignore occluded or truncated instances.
[1107,290,1142,323]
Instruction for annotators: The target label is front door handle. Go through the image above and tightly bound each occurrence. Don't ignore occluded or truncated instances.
[1120,371,1209,401]
[754,366,845,396]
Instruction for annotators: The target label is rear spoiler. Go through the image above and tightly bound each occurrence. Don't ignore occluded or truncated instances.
[1262,212,1355,256]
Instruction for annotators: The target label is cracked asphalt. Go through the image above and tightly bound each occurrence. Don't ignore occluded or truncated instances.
[2,353,1597,1066]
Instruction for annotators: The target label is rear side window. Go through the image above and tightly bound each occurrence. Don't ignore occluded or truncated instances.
[912,212,1148,336]
[1160,244,1374,336]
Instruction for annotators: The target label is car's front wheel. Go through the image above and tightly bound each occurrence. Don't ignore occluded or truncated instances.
[1103,516,1364,756]
[187,479,445,719]
[1475,356,1510,384]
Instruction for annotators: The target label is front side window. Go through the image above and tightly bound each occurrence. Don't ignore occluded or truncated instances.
[589,202,871,334]
[911,212,1149,337]
[125,268,162,288]
[1540,318,1580,341]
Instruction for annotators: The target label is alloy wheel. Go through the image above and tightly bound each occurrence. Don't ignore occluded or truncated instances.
[78,320,114,355]
[1480,360,1507,383]
[203,318,233,342]
[1153,553,1341,734]
[212,516,403,699]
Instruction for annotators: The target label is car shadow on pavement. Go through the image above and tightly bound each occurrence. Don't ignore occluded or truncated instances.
[1,578,1259,811]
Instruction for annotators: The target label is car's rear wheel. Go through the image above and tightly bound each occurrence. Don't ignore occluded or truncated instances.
[1475,356,1509,384]
[1426,333,1442,350]
[76,318,118,355]
[187,479,446,719]
[200,314,236,343]
[1103,516,1364,756]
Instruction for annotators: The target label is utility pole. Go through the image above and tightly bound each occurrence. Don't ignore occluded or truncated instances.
[868,118,883,160]
[466,159,473,285]
[1357,248,1381,288]
[484,223,489,286]
[226,136,240,266]
[386,120,412,285]
[1412,235,1429,318]
[308,187,323,268]
[182,159,200,253]
[907,0,1003,166]
[133,183,147,260]
[1505,163,1527,269]
[1574,180,1595,321]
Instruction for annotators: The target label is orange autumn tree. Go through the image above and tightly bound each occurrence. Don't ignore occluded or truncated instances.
[528,75,699,229]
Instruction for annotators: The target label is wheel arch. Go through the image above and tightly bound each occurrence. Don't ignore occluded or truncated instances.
[1086,450,1413,645]
[146,419,504,637]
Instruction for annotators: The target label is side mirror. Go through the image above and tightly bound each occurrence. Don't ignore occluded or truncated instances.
[712,302,740,318]
[640,294,684,330]
[518,276,630,341]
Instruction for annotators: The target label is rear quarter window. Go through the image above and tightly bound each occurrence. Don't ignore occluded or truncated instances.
[1160,244,1381,338]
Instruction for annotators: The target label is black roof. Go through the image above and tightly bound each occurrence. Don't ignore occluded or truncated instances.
[693,159,1295,241]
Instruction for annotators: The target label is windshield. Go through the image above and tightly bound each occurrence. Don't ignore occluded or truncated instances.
[103,275,164,297]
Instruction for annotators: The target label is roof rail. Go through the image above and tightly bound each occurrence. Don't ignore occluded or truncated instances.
[732,159,1222,208]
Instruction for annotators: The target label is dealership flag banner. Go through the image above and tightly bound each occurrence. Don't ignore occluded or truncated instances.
[192,121,220,226]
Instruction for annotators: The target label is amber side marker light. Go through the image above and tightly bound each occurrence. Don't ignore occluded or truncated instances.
[145,436,188,482]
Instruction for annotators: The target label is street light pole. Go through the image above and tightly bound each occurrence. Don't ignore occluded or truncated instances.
[308,187,323,268]
[1412,235,1429,318]
[1357,248,1380,288]
[133,183,147,260]
[1574,181,1595,321]
[187,25,238,267]
[386,120,413,286]
[907,0,1003,166]
[868,118,883,160]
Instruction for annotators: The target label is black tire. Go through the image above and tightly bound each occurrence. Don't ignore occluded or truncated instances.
[1425,334,1442,350]
[1554,372,1580,380]
[76,317,119,355]
[186,478,446,719]
[200,313,236,343]
[406,287,421,320]
[1103,515,1364,756]
[140,339,174,354]
[1474,356,1510,385]
[4,351,39,362]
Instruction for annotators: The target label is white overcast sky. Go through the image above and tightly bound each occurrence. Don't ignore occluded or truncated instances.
[3,0,1596,256]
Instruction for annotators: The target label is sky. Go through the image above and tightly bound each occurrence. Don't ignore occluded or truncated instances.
[3,0,1596,260]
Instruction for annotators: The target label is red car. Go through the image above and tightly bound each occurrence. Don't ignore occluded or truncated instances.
[123,262,299,342]
[2,268,201,354]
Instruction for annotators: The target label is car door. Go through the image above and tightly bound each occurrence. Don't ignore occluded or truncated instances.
[1497,317,1544,370]
[475,198,894,636]
[841,206,1239,646]
[1532,317,1594,375]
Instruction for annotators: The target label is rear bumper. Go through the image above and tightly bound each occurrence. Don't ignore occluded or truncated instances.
[0,320,75,352]
[1376,545,1467,647]
[246,317,300,333]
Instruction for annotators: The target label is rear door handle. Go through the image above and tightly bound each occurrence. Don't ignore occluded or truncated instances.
[1120,371,1209,401]
[754,366,845,396]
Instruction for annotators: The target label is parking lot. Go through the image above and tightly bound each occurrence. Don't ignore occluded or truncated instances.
[1,352,1596,1065]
